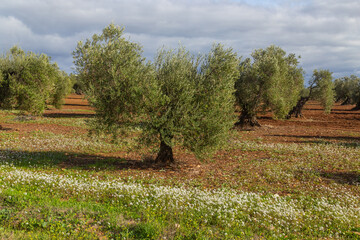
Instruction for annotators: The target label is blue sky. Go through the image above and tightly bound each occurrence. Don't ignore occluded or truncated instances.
[0,0,359,80]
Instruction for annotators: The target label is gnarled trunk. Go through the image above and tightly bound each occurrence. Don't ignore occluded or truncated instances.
[352,101,360,110]
[286,96,309,119]
[340,97,350,106]
[155,140,174,163]
[235,110,260,129]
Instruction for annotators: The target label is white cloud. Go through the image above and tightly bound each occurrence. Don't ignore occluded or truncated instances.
[0,0,359,79]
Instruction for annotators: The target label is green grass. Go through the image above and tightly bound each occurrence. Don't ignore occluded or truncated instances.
[0,110,359,239]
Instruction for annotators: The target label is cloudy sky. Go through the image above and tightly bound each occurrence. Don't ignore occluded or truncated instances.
[0,0,359,80]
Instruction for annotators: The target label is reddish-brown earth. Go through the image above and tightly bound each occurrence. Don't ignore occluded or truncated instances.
[4,94,360,142]
[1,94,359,193]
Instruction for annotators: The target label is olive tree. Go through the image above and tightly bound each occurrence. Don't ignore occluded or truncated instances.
[74,24,239,163]
[235,45,304,127]
[146,44,239,162]
[287,69,334,118]
[0,46,67,115]
[48,70,73,109]
[73,24,151,136]
[334,75,360,106]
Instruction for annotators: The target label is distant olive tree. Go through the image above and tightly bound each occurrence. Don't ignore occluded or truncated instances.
[235,45,304,127]
[287,69,334,118]
[70,74,84,95]
[50,70,73,109]
[0,46,68,115]
[334,75,360,106]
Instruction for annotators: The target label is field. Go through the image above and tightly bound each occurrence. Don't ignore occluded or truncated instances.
[0,94,359,239]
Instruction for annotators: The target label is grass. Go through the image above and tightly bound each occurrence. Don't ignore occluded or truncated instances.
[0,109,359,239]
[1,165,359,239]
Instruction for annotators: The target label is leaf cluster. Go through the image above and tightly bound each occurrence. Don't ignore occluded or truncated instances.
[144,44,239,157]
[308,69,335,113]
[235,45,304,119]
[73,23,152,137]
[334,75,360,105]
[0,46,71,115]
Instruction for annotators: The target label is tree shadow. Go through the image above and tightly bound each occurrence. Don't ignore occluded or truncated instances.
[66,96,84,100]
[295,168,360,186]
[319,170,360,186]
[0,149,177,171]
[289,140,333,145]
[43,113,94,118]
[302,108,323,111]
[331,108,356,112]
[0,126,12,131]
[330,112,360,115]
[258,116,273,120]
[63,103,89,107]
[268,134,360,142]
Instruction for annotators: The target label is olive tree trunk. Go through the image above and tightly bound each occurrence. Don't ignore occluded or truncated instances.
[155,140,174,163]
[286,96,309,119]
[235,110,260,129]
[340,97,351,105]
[352,101,360,110]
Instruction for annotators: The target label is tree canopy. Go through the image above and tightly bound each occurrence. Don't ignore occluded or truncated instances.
[235,45,304,127]
[287,69,335,118]
[334,75,360,106]
[0,46,70,115]
[73,23,151,136]
[73,24,240,163]
[146,44,239,162]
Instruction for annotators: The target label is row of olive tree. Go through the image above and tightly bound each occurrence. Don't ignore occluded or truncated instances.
[0,46,73,115]
[287,71,360,118]
[334,75,360,109]
[233,46,335,124]
[73,24,341,163]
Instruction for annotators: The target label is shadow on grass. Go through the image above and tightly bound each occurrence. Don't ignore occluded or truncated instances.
[63,103,89,107]
[258,116,273,120]
[43,113,95,118]
[0,149,176,171]
[320,170,360,186]
[267,134,360,143]
[295,168,360,186]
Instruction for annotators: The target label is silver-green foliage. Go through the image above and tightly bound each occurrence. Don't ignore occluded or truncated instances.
[334,75,360,105]
[50,70,73,109]
[310,69,335,113]
[74,24,239,160]
[73,24,152,136]
[146,44,239,158]
[145,46,199,149]
[0,46,66,115]
[235,45,304,121]
[193,44,239,155]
